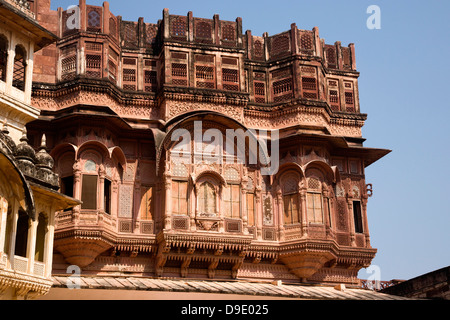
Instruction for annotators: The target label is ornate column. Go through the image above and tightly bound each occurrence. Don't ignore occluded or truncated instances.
[322,182,331,237]
[299,181,308,238]
[44,203,56,278]
[72,160,82,219]
[275,186,285,241]
[98,164,105,213]
[347,192,356,247]
[0,196,8,253]
[361,193,370,247]
[163,167,172,231]
[189,177,196,231]
[24,41,34,104]
[241,180,248,235]
[5,40,14,93]
[255,185,262,240]
[6,199,19,268]
[218,184,224,233]
[26,218,38,274]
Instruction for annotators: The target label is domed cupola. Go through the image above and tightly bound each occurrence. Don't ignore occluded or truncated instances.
[35,134,59,189]
[35,134,54,170]
[15,128,37,177]
[0,121,17,156]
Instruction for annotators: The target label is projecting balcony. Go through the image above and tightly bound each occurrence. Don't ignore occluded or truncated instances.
[54,208,157,268]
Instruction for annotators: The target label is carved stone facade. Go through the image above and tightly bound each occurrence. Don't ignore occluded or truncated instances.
[24,0,390,287]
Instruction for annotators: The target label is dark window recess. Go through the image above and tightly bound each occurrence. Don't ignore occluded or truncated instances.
[0,36,7,82]
[61,175,74,211]
[81,175,97,209]
[353,201,363,233]
[104,179,111,214]
[61,176,74,197]
[14,210,29,257]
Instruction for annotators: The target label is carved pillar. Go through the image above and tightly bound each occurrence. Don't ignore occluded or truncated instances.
[0,197,8,252]
[299,187,308,238]
[163,172,172,230]
[322,182,331,236]
[72,160,81,218]
[98,164,105,213]
[26,217,37,274]
[361,194,370,247]
[6,199,19,269]
[218,184,224,232]
[241,180,248,235]
[24,42,34,104]
[133,163,141,232]
[5,43,14,92]
[189,178,196,231]
[275,187,285,241]
[347,194,356,246]
[255,185,262,240]
[44,204,55,278]
[111,179,119,218]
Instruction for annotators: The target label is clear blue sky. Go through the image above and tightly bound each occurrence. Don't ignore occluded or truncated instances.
[51,0,450,281]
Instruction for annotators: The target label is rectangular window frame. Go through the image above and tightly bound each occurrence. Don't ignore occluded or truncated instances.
[307,192,324,224]
[283,193,300,225]
[224,184,240,219]
[81,174,98,210]
[353,200,363,233]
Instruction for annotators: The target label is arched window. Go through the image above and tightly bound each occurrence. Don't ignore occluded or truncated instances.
[13,45,26,91]
[306,177,323,224]
[197,181,216,216]
[0,35,8,82]
[282,174,300,225]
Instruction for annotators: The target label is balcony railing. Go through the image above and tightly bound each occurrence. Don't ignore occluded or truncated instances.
[0,253,46,277]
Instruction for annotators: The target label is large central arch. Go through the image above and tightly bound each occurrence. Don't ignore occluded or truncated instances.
[156,110,272,175]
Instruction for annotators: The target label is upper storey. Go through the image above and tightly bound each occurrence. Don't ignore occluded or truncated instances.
[31,1,362,117]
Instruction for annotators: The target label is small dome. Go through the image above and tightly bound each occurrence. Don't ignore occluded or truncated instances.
[0,121,17,155]
[15,128,36,162]
[35,134,54,169]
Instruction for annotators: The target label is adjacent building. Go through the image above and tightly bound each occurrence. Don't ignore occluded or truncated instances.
[0,0,79,299]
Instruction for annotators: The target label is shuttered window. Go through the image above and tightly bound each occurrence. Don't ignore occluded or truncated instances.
[81,174,97,209]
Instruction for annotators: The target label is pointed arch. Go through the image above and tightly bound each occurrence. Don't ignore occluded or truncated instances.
[303,160,337,183]
[109,146,127,172]
[156,111,268,175]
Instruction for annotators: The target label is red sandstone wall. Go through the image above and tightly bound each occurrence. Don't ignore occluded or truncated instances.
[32,0,58,83]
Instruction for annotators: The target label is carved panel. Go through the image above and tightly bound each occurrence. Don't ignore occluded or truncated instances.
[119,184,133,218]
[262,194,273,225]
[263,227,276,241]
[173,216,189,230]
[336,199,348,232]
